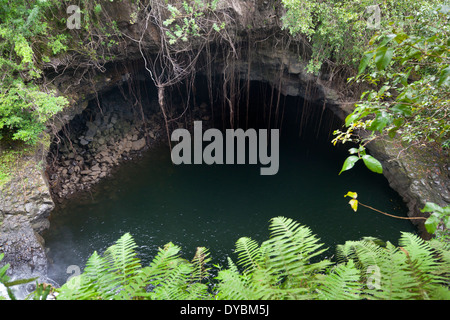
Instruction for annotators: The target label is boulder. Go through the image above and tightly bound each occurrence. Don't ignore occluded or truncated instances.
[91,164,101,172]
[79,138,90,146]
[132,138,146,151]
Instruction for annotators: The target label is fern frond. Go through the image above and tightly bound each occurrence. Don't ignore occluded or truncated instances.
[337,233,450,300]
[366,241,415,300]
[104,233,141,279]
[399,232,439,272]
[57,234,148,300]
[251,267,312,300]
[235,237,261,272]
[191,246,211,283]
[54,222,450,301]
[143,242,184,284]
[149,262,193,300]
[185,282,210,300]
[215,258,258,300]
[336,238,385,270]
[56,251,111,300]
[398,232,446,299]
[103,233,144,299]
[142,243,213,300]
[428,285,450,300]
[261,217,330,287]
[428,239,450,280]
[230,217,332,299]
[84,250,118,299]
[56,274,98,300]
[316,260,363,300]
[267,217,329,262]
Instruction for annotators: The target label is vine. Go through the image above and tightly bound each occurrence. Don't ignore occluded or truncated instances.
[120,0,237,145]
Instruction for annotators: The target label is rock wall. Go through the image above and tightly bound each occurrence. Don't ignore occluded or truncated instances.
[47,82,215,200]
[47,90,164,200]
[367,139,450,239]
[0,149,53,279]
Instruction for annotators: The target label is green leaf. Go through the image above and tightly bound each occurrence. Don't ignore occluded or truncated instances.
[379,34,397,47]
[424,213,440,234]
[4,277,38,287]
[391,103,412,116]
[361,155,383,174]
[345,113,360,127]
[443,206,450,215]
[94,4,102,14]
[399,69,412,86]
[438,66,450,86]
[375,46,394,71]
[421,202,443,214]
[393,32,408,44]
[369,111,391,133]
[378,85,390,95]
[388,127,398,138]
[0,264,10,280]
[339,156,359,175]
[358,51,375,75]
[393,118,405,127]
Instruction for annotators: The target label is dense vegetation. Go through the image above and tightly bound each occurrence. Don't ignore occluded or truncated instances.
[0,0,449,300]
[280,0,449,148]
[0,0,69,145]
[1,0,448,146]
[0,0,128,185]
[279,0,450,238]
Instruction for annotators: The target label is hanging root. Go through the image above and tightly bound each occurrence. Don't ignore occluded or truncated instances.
[158,86,172,152]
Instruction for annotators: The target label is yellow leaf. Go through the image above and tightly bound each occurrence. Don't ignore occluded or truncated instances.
[344,191,358,199]
[349,199,359,212]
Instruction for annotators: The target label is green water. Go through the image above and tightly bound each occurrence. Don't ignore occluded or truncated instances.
[43,127,417,285]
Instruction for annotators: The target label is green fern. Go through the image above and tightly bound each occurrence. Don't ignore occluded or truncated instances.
[216,217,332,300]
[54,217,450,300]
[336,233,450,300]
[56,236,214,300]
[143,243,212,300]
[316,260,362,300]
[398,232,448,299]
[214,258,256,300]
[428,239,450,280]
[57,233,149,300]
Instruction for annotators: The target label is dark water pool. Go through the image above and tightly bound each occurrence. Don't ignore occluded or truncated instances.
[43,126,416,285]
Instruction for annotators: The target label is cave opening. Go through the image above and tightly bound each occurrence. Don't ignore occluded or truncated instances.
[46,66,345,199]
[43,65,417,286]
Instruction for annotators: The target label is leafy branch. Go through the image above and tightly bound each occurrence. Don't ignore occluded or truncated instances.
[344,192,427,221]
